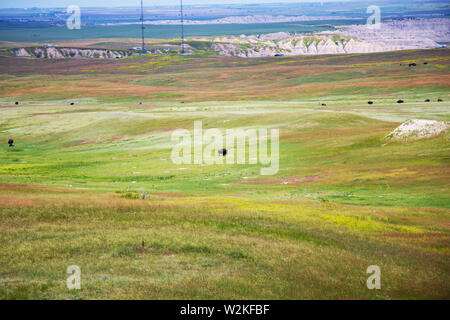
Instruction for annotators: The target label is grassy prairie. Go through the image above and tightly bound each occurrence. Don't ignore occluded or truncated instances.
[0,47,449,299]
[0,20,361,43]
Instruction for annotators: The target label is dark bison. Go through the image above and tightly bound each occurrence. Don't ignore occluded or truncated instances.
[397,100,404,104]
[438,99,443,102]
[368,101,373,105]
[321,103,327,107]
[15,101,19,105]
[408,63,417,67]
[8,139,14,147]
[70,102,75,106]
[425,99,430,102]
[218,148,227,156]
[423,62,428,65]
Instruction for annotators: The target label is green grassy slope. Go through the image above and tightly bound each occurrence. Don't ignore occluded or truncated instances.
[0,48,449,299]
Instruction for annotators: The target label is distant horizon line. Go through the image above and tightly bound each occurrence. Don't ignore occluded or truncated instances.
[0,0,439,10]
[0,0,378,10]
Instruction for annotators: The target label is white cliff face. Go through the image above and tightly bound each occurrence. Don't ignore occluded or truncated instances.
[14,48,32,57]
[46,47,65,59]
[339,18,450,44]
[9,46,176,59]
[338,19,449,52]
[10,47,134,59]
[211,34,379,57]
[205,18,448,57]
[208,32,441,57]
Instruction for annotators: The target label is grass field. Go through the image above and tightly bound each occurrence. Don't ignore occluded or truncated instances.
[0,46,449,299]
[0,19,363,42]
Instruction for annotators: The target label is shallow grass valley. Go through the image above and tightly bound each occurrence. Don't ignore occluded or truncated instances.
[0,46,449,299]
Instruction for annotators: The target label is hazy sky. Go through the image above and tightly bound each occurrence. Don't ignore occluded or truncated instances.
[0,0,356,9]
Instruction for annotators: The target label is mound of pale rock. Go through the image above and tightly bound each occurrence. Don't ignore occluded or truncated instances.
[387,119,449,141]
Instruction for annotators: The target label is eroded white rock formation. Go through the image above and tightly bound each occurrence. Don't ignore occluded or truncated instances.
[204,18,449,57]
[387,119,449,141]
[10,47,133,59]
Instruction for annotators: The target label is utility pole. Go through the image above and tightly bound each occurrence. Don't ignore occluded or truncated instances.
[140,0,146,54]
[180,0,185,54]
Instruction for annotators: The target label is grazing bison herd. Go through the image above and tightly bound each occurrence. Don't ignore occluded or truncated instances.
[319,98,443,107]
[7,92,445,149]
[13,101,77,106]
[401,62,428,67]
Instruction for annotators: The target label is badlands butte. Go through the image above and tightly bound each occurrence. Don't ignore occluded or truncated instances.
[5,18,450,59]
[202,19,450,57]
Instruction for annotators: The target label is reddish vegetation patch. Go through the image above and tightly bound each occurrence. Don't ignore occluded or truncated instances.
[0,56,111,74]
[162,126,185,132]
[64,136,124,148]
[0,196,44,207]
[64,140,92,148]
[111,192,186,200]
[382,233,450,238]
[32,110,80,116]
[153,192,186,198]
[231,176,322,184]
[0,182,77,193]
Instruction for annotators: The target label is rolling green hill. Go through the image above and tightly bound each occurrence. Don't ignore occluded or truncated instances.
[0,47,449,299]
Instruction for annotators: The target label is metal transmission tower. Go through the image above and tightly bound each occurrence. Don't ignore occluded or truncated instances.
[180,0,185,54]
[140,0,146,54]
